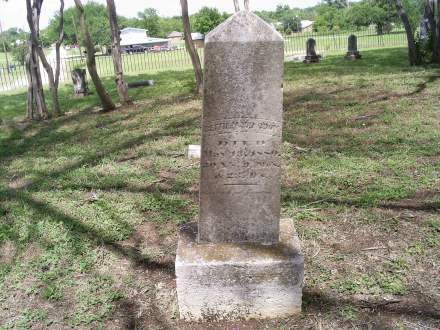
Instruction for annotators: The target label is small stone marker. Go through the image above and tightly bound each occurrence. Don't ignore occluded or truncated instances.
[345,34,361,60]
[71,68,89,96]
[187,144,201,159]
[175,10,304,321]
[303,38,320,63]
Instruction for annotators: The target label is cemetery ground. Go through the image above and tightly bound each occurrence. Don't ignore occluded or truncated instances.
[0,47,439,329]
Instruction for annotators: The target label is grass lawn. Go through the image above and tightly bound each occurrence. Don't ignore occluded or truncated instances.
[0,47,439,328]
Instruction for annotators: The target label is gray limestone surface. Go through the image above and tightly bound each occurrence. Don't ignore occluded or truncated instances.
[176,218,304,321]
[199,11,284,244]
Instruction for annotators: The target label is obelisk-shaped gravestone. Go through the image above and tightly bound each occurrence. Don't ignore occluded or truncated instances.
[175,11,304,321]
[199,10,284,245]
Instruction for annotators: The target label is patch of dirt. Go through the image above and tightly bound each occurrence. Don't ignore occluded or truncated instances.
[159,170,178,180]
[8,175,31,189]
[119,221,177,267]
[0,240,17,264]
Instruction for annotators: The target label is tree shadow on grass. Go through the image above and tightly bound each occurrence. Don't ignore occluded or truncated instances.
[366,74,440,104]
[303,288,440,320]
[5,190,174,274]
[0,69,196,122]
[0,93,200,191]
[0,110,202,279]
[281,189,440,212]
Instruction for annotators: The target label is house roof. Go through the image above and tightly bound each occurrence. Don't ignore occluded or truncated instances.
[120,27,168,46]
[121,27,149,34]
[300,20,314,29]
[168,31,183,38]
[191,32,204,40]
[120,36,169,46]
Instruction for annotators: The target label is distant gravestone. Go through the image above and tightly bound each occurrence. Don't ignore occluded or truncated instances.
[175,10,304,321]
[303,38,320,63]
[345,34,361,60]
[187,144,201,159]
[71,69,89,97]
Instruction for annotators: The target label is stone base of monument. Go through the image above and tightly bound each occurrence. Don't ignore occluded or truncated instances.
[303,55,321,63]
[175,218,304,321]
[345,51,362,60]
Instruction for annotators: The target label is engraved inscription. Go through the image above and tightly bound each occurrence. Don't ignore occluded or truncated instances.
[204,118,282,137]
[201,136,281,187]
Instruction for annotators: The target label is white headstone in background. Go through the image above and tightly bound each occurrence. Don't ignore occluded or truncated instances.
[187,145,201,159]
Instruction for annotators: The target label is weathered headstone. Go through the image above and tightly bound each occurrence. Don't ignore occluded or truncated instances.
[198,15,284,244]
[175,10,304,321]
[303,38,320,63]
[345,35,362,60]
[71,69,89,97]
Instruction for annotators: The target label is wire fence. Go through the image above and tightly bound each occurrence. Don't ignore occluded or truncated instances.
[0,26,407,93]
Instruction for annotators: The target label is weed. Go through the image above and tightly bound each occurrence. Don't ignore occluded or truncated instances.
[339,306,358,321]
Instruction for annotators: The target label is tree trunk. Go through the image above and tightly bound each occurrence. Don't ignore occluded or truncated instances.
[27,40,48,120]
[244,0,250,11]
[433,0,440,63]
[180,0,203,95]
[71,16,84,61]
[26,0,64,117]
[25,53,34,120]
[24,0,48,120]
[53,0,65,116]
[74,0,116,111]
[395,0,422,65]
[106,0,132,106]
[233,0,240,12]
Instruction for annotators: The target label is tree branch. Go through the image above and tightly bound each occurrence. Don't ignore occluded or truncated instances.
[244,0,250,11]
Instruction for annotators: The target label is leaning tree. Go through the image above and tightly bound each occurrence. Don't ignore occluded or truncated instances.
[420,0,440,63]
[395,0,422,66]
[106,0,132,106]
[180,0,203,95]
[74,0,116,111]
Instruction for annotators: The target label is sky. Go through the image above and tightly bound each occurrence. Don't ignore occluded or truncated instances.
[0,0,322,31]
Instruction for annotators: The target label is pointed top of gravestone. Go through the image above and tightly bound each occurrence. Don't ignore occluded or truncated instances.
[205,10,283,43]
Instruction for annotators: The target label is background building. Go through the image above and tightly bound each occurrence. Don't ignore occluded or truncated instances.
[120,28,169,52]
